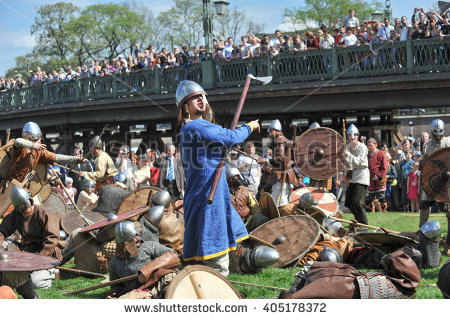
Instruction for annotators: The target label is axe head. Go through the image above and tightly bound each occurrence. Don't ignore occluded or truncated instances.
[247,74,272,85]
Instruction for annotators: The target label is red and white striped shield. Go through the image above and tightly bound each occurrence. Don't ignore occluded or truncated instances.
[289,187,338,216]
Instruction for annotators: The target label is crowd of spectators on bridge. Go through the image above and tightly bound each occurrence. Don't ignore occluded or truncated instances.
[1,5,449,94]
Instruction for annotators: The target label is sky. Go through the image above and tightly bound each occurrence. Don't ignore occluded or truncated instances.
[0,0,439,75]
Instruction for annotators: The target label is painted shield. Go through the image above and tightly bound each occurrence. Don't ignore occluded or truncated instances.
[352,232,418,247]
[259,192,280,220]
[421,146,450,203]
[61,210,106,235]
[0,251,59,272]
[250,215,320,268]
[165,265,241,299]
[117,186,174,218]
[289,187,338,215]
[42,192,68,219]
[294,127,345,180]
[79,206,149,233]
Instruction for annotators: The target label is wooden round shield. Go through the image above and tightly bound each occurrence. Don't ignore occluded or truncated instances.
[165,265,241,299]
[79,206,149,233]
[352,232,418,247]
[250,215,320,268]
[289,187,338,215]
[294,127,345,180]
[61,210,106,235]
[259,192,280,220]
[32,183,52,205]
[117,186,174,219]
[0,251,59,272]
[42,192,68,219]
[421,146,450,203]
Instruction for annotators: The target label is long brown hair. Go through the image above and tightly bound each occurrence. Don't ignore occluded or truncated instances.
[176,103,215,130]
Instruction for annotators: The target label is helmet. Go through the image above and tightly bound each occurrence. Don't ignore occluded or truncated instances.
[298,192,317,210]
[322,217,342,235]
[144,206,165,226]
[250,245,280,268]
[225,165,240,179]
[10,186,31,208]
[151,190,171,208]
[318,245,343,263]
[114,221,139,243]
[267,119,282,132]
[347,124,359,138]
[106,212,118,221]
[85,180,96,189]
[430,119,444,136]
[420,220,441,242]
[59,230,68,241]
[22,122,42,141]
[308,122,320,130]
[88,135,102,151]
[175,80,207,108]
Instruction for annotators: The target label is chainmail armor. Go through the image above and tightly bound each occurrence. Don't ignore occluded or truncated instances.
[108,241,174,293]
[139,216,160,243]
[356,273,410,299]
[418,232,441,268]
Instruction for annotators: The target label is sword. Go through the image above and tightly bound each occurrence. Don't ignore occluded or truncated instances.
[207,74,272,205]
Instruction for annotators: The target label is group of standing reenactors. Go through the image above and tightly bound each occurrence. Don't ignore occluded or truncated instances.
[0,79,449,300]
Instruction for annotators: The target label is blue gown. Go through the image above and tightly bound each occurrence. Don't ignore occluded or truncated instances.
[180,119,252,261]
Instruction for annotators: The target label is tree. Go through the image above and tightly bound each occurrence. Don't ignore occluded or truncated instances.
[31,2,79,64]
[76,4,149,61]
[213,6,265,41]
[157,0,204,49]
[283,0,382,31]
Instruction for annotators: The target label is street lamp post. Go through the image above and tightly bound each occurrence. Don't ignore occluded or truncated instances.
[202,0,229,58]
[384,0,392,22]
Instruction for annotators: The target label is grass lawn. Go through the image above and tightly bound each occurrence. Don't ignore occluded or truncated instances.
[36,211,448,299]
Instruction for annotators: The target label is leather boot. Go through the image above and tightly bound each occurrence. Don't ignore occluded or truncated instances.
[15,278,37,299]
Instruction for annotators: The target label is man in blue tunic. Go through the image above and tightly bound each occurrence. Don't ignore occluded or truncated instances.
[176,80,259,276]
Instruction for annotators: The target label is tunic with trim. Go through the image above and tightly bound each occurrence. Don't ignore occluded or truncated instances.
[180,119,252,261]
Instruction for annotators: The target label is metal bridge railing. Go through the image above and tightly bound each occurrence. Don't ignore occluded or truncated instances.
[0,38,449,112]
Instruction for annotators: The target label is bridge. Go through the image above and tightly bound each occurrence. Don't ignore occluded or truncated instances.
[0,38,449,153]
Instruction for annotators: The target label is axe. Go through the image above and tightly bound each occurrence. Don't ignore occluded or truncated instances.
[207,74,272,204]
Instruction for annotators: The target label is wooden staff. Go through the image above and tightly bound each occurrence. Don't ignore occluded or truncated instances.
[65,263,182,295]
[207,76,253,204]
[49,166,92,226]
[292,124,298,143]
[330,216,400,235]
[56,266,107,278]
[6,129,11,144]
[65,273,138,295]
[232,147,260,162]
[53,163,83,176]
